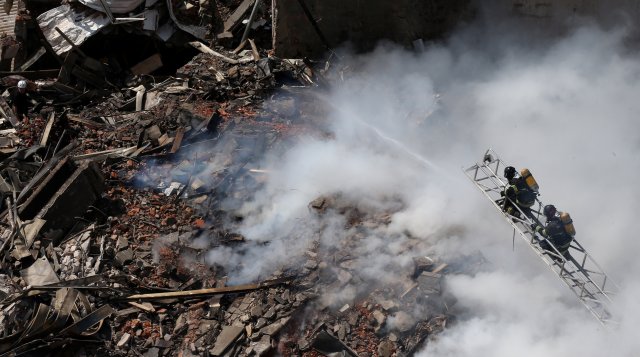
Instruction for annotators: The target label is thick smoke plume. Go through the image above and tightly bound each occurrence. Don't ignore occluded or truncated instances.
[202,5,640,356]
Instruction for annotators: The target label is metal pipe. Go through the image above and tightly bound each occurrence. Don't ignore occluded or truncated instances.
[239,0,261,47]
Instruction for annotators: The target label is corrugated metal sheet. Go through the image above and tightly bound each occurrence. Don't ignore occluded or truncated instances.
[78,0,145,14]
[37,4,110,55]
[0,3,18,36]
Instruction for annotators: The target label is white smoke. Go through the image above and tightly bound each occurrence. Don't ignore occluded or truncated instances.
[202,4,640,355]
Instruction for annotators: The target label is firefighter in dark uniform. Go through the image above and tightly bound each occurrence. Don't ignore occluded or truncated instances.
[10,80,30,124]
[532,204,573,260]
[501,166,537,218]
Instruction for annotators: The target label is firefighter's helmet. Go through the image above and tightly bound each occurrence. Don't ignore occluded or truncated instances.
[504,166,516,179]
[543,204,557,218]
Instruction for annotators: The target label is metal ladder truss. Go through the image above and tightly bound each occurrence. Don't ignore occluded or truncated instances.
[463,149,618,325]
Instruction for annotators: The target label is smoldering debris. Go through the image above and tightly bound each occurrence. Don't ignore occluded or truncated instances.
[0,0,478,354]
[0,70,471,355]
[2,0,633,356]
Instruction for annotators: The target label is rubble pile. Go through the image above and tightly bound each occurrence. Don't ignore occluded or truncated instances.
[0,1,490,356]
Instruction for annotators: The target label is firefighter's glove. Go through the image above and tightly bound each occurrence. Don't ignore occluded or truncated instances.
[530,223,538,231]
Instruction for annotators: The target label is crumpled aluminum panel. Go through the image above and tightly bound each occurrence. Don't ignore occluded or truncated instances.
[36,4,110,55]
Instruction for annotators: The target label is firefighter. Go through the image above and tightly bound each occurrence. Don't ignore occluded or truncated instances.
[501,166,537,217]
[531,204,573,260]
[10,80,30,124]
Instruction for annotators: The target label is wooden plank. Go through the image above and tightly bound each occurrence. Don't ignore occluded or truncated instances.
[223,0,254,33]
[169,127,185,154]
[130,53,162,75]
[248,39,260,61]
[431,263,448,274]
[238,0,261,46]
[73,146,137,161]
[17,47,46,72]
[19,218,46,249]
[400,282,418,299]
[128,301,155,312]
[122,278,288,301]
[67,114,105,128]
[40,112,55,146]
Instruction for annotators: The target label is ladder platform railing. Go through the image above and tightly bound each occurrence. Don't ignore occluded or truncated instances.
[464,149,618,325]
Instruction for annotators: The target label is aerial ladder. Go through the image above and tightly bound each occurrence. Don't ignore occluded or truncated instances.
[464,149,618,326]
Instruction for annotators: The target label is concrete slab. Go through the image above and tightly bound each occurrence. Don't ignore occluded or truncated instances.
[416,271,442,294]
[209,325,244,356]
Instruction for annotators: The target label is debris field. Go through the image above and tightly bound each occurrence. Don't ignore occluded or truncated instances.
[0,0,487,356]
